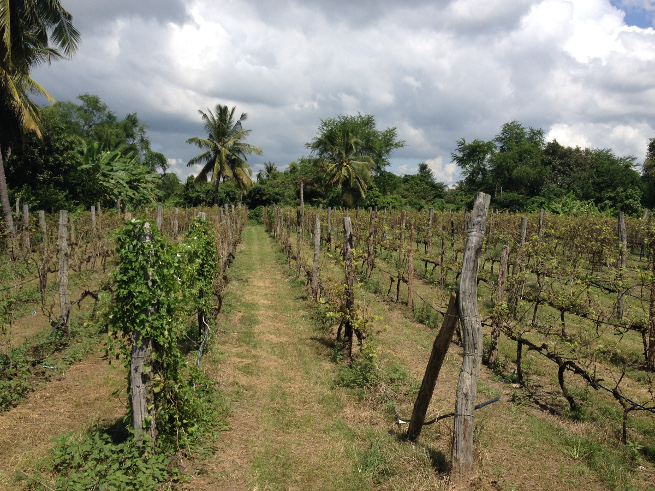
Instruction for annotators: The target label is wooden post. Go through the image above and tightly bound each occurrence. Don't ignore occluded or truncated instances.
[451,192,490,484]
[22,203,30,250]
[486,244,509,366]
[648,234,655,370]
[327,207,332,251]
[617,211,627,320]
[38,210,48,295]
[173,208,179,239]
[342,216,355,363]
[407,292,459,440]
[312,214,321,300]
[408,225,415,310]
[399,210,406,263]
[297,208,302,277]
[58,210,70,334]
[156,205,163,231]
[131,222,156,445]
[366,209,376,278]
[427,207,434,254]
[38,210,47,245]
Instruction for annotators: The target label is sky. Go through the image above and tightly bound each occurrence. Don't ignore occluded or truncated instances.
[33,0,655,185]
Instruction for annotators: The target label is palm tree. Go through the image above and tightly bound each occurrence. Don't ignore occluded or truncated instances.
[308,125,373,206]
[0,0,80,240]
[186,104,262,205]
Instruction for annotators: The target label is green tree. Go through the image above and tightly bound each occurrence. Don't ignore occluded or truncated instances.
[451,138,496,193]
[641,138,655,208]
[187,104,263,205]
[306,120,375,206]
[490,121,545,196]
[45,94,153,159]
[0,0,79,239]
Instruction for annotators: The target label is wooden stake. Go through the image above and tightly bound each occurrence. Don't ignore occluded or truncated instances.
[451,192,490,484]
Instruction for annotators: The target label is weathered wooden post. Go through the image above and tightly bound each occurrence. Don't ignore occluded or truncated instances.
[451,192,490,485]
[131,222,156,446]
[38,210,48,295]
[617,211,627,320]
[366,208,376,278]
[399,210,407,263]
[312,214,321,300]
[296,208,302,277]
[407,292,459,440]
[156,205,163,231]
[342,216,355,363]
[486,244,509,366]
[58,210,70,334]
[22,203,30,250]
[408,225,415,310]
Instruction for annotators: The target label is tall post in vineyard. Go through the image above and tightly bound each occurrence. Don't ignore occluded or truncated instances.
[38,211,48,295]
[342,216,355,364]
[427,207,434,254]
[58,210,70,333]
[408,225,415,310]
[327,207,332,252]
[296,208,302,277]
[312,214,321,300]
[451,192,490,484]
[366,209,376,278]
[648,232,655,370]
[486,244,509,366]
[399,210,406,263]
[22,204,30,251]
[617,212,627,320]
[156,205,163,231]
[131,222,157,445]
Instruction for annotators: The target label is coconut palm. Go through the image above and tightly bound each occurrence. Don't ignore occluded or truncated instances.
[308,124,373,206]
[186,104,262,205]
[0,0,80,239]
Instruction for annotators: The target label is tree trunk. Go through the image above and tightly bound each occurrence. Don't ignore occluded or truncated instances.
[0,147,16,248]
[407,292,459,441]
[451,192,490,485]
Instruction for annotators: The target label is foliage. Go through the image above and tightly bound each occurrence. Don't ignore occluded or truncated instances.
[78,141,161,208]
[49,429,172,490]
[452,121,643,214]
[179,216,219,337]
[107,219,216,450]
[305,114,404,206]
[187,104,263,204]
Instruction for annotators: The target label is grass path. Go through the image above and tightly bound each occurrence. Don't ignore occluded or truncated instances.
[185,224,368,490]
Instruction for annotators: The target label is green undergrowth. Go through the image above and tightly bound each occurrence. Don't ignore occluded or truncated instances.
[0,311,107,412]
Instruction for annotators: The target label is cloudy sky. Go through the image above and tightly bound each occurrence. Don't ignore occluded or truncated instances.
[33,0,655,184]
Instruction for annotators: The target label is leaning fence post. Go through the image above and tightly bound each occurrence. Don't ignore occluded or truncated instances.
[407,292,459,441]
[451,192,490,485]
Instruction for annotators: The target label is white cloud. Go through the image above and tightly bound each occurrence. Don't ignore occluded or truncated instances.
[29,0,655,184]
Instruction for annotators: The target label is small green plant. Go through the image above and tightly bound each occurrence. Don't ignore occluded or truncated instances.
[47,428,173,490]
